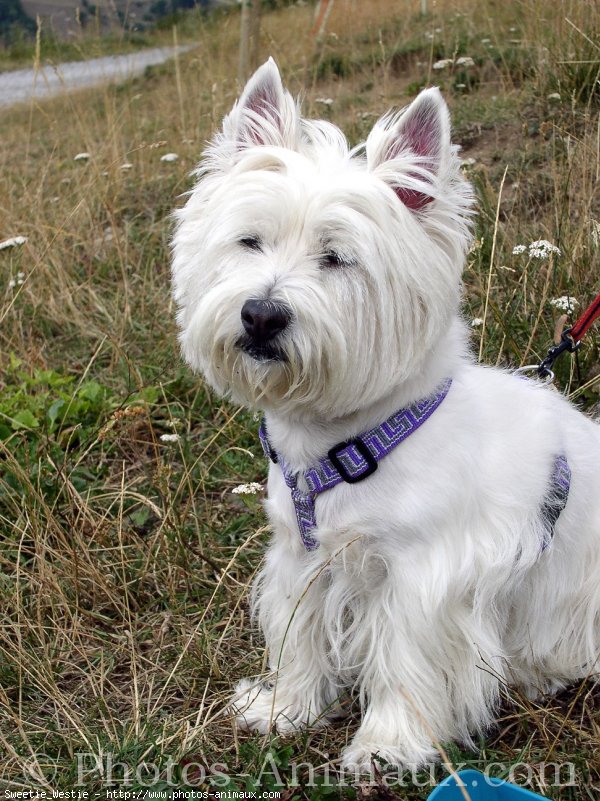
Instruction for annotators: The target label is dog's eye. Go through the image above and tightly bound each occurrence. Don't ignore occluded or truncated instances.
[320,250,350,269]
[240,236,262,251]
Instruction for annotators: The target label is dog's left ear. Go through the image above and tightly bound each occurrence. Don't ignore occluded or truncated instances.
[366,88,451,212]
[223,58,300,150]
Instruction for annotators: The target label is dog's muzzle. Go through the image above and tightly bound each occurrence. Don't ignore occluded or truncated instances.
[238,299,291,361]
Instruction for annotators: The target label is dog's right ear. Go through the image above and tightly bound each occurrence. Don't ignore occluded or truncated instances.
[223,58,300,150]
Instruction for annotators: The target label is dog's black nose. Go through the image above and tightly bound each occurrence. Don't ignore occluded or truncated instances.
[241,299,290,343]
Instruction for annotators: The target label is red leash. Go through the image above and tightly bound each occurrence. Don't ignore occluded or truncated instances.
[538,291,600,379]
[570,292,600,342]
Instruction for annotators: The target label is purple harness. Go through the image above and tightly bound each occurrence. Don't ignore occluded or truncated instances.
[260,379,452,549]
[259,378,570,551]
[541,454,571,550]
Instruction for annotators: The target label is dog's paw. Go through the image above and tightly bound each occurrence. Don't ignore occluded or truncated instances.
[230,678,336,735]
[231,678,275,734]
[341,742,400,774]
[341,737,437,773]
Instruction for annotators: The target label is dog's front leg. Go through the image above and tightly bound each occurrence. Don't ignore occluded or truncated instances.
[341,685,442,772]
[340,566,502,772]
[232,540,342,735]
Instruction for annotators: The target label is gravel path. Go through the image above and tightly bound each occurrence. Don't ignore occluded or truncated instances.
[0,45,193,108]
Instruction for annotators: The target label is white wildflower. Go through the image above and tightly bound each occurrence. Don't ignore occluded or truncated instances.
[455,56,475,68]
[512,241,560,259]
[550,296,578,312]
[74,152,91,161]
[433,58,454,70]
[528,240,561,259]
[315,97,334,106]
[160,153,179,163]
[481,38,491,45]
[231,482,263,495]
[0,236,27,251]
[455,83,467,90]
[120,162,133,171]
[160,433,180,443]
[8,272,24,288]
[461,157,476,168]
[471,318,484,327]
[547,92,561,102]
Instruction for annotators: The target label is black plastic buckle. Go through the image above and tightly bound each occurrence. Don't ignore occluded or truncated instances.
[327,437,378,484]
[537,328,581,379]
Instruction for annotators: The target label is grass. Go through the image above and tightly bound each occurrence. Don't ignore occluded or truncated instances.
[0,0,599,797]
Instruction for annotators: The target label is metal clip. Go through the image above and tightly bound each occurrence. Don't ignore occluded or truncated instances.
[515,364,555,384]
[536,328,580,380]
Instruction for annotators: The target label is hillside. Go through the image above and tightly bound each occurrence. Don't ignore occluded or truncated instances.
[0,0,35,36]
[3,0,220,38]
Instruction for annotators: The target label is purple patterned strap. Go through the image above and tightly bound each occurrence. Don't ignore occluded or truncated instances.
[541,454,571,549]
[258,379,571,553]
[259,379,453,550]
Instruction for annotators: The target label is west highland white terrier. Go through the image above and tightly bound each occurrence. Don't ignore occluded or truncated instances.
[171,58,600,770]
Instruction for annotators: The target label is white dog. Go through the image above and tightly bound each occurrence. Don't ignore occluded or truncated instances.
[171,58,600,770]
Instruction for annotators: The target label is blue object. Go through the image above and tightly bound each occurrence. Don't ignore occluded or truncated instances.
[427,769,549,800]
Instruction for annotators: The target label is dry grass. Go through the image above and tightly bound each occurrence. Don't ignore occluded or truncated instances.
[0,0,599,797]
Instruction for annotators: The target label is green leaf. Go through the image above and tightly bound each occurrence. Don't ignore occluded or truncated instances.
[133,385,159,405]
[47,398,66,426]
[12,410,39,430]
[130,506,151,527]
[78,381,103,403]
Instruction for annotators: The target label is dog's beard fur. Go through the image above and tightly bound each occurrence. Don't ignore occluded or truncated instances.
[171,58,600,771]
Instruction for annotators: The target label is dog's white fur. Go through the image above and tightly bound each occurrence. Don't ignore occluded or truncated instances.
[171,59,600,770]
